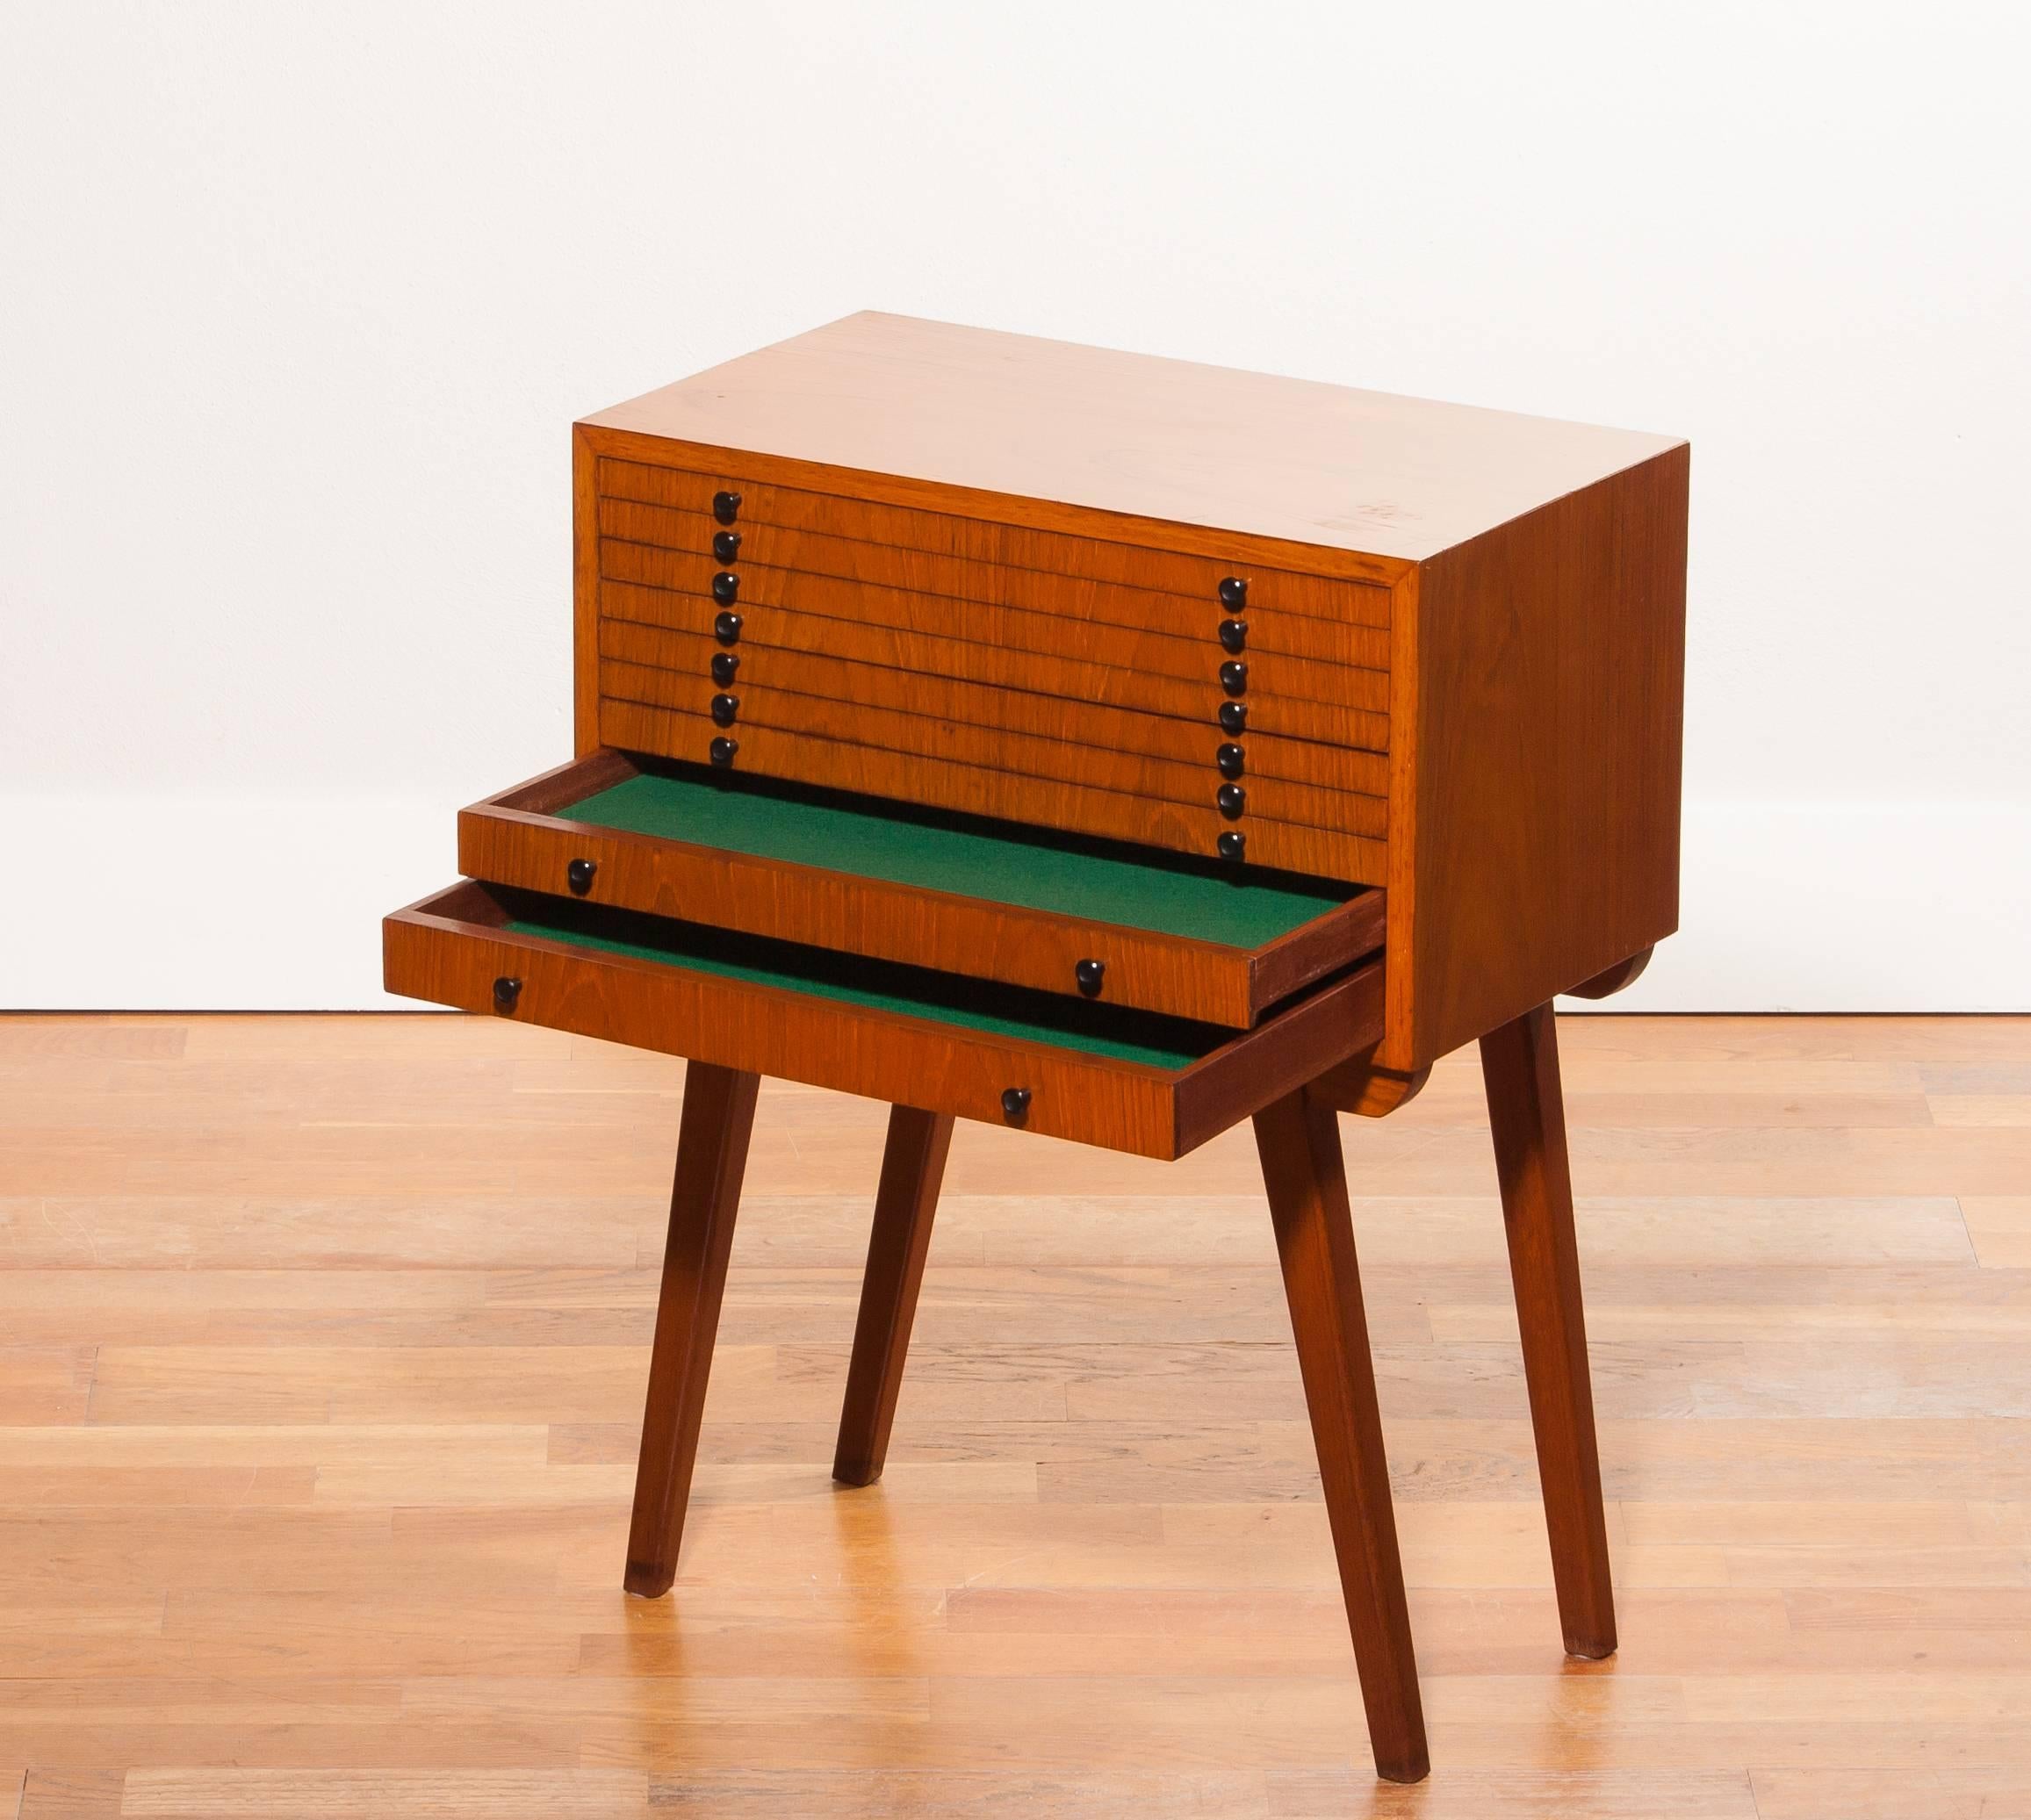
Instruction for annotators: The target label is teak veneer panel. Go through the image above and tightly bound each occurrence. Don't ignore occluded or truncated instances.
[599,616,1388,753]
[598,564,1386,709]
[383,881,1386,1159]
[599,503,1389,665]
[580,311,1681,564]
[598,660,1387,829]
[599,646,1386,786]
[597,457,1396,623]
[598,523,1390,671]
[1382,444,1689,1067]
[600,698,1391,883]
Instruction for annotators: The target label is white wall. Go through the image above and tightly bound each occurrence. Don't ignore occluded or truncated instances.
[3,2,2027,1011]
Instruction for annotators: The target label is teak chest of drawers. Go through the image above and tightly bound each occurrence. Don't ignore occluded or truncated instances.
[385,312,1689,1782]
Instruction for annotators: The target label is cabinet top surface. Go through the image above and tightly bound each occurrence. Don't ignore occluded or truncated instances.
[581,312,1683,562]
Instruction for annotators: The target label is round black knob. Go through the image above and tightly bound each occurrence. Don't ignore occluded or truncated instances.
[1218,831,1246,862]
[1218,619,1248,654]
[1075,958,1106,998]
[714,610,743,645]
[1219,576,1248,609]
[1219,700,1248,735]
[566,858,596,896]
[1216,743,1245,780]
[709,736,738,768]
[711,571,740,605]
[1220,660,1248,696]
[712,490,742,525]
[1001,1086,1032,1124]
[710,651,739,686]
[492,975,522,1013]
[1217,783,1247,819]
[712,529,742,563]
[710,693,739,727]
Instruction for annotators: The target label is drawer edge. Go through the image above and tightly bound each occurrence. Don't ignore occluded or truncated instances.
[383,884,1385,1160]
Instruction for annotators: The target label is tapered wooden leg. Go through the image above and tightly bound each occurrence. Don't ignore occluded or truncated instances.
[623,1060,760,1598]
[833,1104,954,1487]
[1255,1087,1429,1784]
[1480,1003,1617,1658]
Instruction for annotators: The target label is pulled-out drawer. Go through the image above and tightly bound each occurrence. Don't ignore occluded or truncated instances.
[457,752,1385,1029]
[385,880,1385,1160]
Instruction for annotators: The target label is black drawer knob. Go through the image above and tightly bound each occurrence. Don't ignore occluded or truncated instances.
[1219,576,1248,609]
[711,571,740,605]
[566,858,596,896]
[1220,660,1248,696]
[1075,958,1106,998]
[714,610,743,645]
[712,490,741,525]
[1218,619,1248,654]
[709,736,738,767]
[710,693,739,727]
[1001,1086,1032,1124]
[492,975,522,1013]
[1216,743,1245,780]
[712,529,742,563]
[1218,783,1247,819]
[1219,700,1247,735]
[1218,831,1246,861]
[711,651,739,686]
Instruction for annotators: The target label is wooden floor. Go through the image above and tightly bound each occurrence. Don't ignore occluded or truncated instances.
[2,1013,2028,1818]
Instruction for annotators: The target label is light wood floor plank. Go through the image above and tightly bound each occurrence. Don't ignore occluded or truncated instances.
[0,1011,2024,1816]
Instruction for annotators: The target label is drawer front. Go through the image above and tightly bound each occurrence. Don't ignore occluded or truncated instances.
[385,881,1386,1159]
[599,658,1385,829]
[599,619,1389,758]
[600,548,1389,694]
[587,454,1394,884]
[601,699,1386,884]
[599,458,1392,629]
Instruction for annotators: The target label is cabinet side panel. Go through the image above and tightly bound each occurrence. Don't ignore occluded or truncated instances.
[1394,445,1689,1068]
[573,425,601,756]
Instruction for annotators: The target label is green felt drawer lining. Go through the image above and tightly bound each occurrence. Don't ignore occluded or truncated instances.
[499,898,1225,1070]
[555,766,1350,950]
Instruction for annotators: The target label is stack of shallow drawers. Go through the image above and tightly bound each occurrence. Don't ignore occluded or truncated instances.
[590,459,1394,884]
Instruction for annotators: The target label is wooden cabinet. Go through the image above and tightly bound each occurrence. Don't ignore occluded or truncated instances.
[385,311,1689,1782]
[572,312,1688,1068]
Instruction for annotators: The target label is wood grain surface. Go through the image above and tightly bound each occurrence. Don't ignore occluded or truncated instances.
[1255,1087,1429,1780]
[0,1011,2027,1815]
[382,881,1386,1160]
[601,506,1392,669]
[599,615,1391,752]
[596,666,1387,834]
[599,570,1390,711]
[1381,446,1689,1068]
[832,1105,954,1489]
[594,457,1398,623]
[457,757,1386,1029]
[598,652,1390,791]
[623,1061,758,1597]
[599,700,1391,884]
[580,312,1681,564]
[570,315,1687,1067]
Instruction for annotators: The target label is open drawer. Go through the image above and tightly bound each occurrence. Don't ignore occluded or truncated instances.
[458,752,1383,1028]
[383,882,1384,1160]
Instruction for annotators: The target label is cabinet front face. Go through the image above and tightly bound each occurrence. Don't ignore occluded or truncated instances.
[576,437,1396,887]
